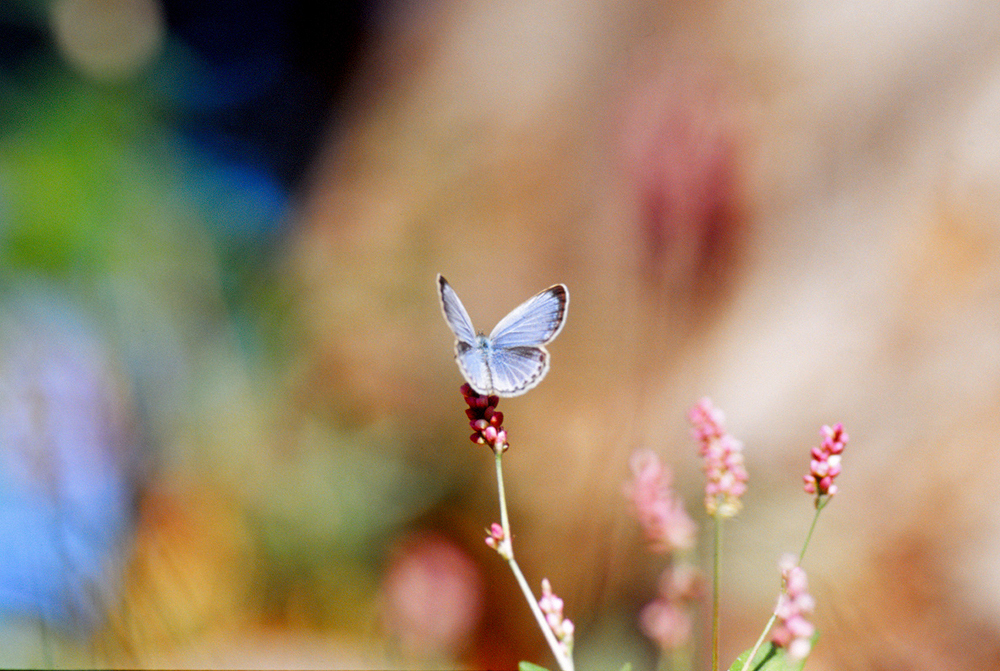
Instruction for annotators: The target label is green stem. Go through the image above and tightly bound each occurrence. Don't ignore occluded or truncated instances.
[741,499,827,671]
[496,451,512,540]
[495,451,574,671]
[740,613,777,671]
[663,640,693,671]
[712,512,722,671]
[799,498,825,563]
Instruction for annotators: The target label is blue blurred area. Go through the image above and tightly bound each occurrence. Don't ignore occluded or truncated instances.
[0,288,134,629]
[0,0,375,648]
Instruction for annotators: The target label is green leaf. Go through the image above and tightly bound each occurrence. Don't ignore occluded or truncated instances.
[728,638,816,671]
[617,664,633,671]
[518,662,551,671]
[728,642,775,671]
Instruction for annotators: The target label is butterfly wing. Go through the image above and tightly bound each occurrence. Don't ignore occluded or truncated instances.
[455,339,494,396]
[439,276,569,397]
[486,346,550,397]
[486,284,568,396]
[488,284,569,348]
[437,274,477,344]
[438,274,494,395]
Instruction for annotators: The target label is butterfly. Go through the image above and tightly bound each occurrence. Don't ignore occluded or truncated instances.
[437,274,569,397]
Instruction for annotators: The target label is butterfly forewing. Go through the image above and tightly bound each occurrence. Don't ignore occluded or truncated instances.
[437,275,478,345]
[489,285,568,349]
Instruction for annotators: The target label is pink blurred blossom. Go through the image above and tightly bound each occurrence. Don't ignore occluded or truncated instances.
[624,450,697,552]
[689,398,748,517]
[640,599,691,651]
[771,554,815,660]
[618,59,743,294]
[381,532,483,660]
[639,564,703,651]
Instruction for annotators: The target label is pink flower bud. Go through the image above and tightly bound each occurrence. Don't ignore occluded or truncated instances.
[460,385,510,453]
[804,422,848,500]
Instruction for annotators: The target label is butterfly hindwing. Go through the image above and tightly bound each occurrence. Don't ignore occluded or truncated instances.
[487,346,550,397]
[454,338,494,396]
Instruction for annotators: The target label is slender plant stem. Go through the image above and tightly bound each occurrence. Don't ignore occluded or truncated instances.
[712,512,722,671]
[741,500,827,670]
[496,451,512,540]
[799,499,825,563]
[665,641,693,671]
[740,612,776,671]
[494,451,574,671]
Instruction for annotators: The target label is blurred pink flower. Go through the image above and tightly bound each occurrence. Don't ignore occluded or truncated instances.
[639,563,703,651]
[624,450,697,552]
[640,599,691,651]
[771,554,815,660]
[658,562,704,603]
[381,532,483,660]
[689,397,748,518]
[539,578,574,658]
[617,59,743,294]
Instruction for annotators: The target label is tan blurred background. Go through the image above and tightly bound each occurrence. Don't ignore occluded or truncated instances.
[2,0,1000,669]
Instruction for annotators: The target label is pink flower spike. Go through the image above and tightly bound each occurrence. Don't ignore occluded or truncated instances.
[538,579,574,657]
[623,450,697,553]
[460,384,509,453]
[803,422,848,501]
[689,398,748,518]
[771,555,815,661]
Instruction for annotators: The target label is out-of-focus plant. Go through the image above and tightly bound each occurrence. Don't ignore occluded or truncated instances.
[624,400,847,671]
[437,275,849,671]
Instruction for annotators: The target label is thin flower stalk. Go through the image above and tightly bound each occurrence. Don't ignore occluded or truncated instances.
[741,423,848,670]
[688,398,747,671]
[460,385,573,671]
[489,449,574,671]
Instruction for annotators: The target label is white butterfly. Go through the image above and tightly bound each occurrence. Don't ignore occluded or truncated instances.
[437,274,569,397]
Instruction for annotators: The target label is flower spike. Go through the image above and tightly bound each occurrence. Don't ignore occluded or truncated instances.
[461,383,509,453]
[689,397,748,518]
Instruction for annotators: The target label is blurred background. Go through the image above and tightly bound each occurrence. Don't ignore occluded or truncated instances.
[2,0,1000,669]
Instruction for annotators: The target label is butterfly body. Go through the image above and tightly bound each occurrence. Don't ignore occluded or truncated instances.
[437,274,568,397]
